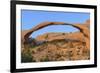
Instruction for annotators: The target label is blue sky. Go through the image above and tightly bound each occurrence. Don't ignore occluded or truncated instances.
[21,10,90,38]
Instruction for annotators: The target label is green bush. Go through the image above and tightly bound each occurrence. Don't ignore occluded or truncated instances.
[21,49,33,63]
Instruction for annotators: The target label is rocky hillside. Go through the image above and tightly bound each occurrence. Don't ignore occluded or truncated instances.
[22,32,90,62]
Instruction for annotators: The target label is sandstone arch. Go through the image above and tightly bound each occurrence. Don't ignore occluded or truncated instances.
[22,20,90,49]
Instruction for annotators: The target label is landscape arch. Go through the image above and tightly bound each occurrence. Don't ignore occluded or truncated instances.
[21,20,90,49]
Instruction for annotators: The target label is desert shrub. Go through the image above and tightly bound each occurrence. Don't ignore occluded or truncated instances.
[40,56,50,62]
[31,45,37,49]
[21,48,33,63]
[83,49,90,56]
[45,34,48,42]
[62,33,66,35]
